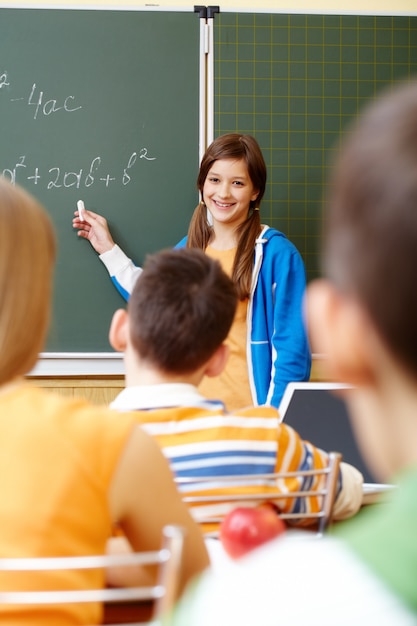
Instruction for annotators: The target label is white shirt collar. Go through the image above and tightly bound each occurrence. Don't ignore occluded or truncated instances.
[110,383,225,411]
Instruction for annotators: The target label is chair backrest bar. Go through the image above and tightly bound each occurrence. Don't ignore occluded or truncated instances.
[0,524,185,625]
[177,452,342,536]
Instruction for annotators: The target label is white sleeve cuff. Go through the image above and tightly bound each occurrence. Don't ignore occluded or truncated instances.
[332,461,364,520]
[99,244,133,276]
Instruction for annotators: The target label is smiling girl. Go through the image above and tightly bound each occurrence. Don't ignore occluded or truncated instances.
[73,134,311,410]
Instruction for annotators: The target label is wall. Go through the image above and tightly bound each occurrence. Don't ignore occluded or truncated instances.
[31,358,332,405]
[6,1,416,14]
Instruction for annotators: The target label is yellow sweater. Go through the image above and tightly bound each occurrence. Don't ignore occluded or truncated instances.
[0,382,135,625]
[199,246,252,410]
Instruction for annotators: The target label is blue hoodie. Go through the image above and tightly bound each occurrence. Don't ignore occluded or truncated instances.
[177,226,311,406]
[99,225,311,407]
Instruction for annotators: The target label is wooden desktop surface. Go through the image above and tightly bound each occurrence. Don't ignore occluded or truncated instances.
[103,599,153,624]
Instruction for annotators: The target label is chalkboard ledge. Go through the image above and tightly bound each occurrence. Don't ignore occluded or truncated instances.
[28,353,125,377]
[28,353,328,380]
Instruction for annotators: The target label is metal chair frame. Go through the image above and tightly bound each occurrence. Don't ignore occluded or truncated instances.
[177,451,342,536]
[0,525,184,625]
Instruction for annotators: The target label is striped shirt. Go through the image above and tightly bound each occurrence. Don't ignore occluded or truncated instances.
[111,385,335,527]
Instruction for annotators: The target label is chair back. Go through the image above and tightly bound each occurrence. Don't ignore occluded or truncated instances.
[0,525,184,625]
[177,451,342,536]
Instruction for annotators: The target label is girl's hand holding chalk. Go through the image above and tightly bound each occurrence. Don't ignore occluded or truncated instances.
[77,200,86,222]
[73,203,116,255]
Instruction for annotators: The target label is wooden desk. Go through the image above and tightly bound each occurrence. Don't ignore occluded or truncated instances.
[103,599,153,624]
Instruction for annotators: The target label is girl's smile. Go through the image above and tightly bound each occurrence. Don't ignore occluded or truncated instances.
[203,158,259,229]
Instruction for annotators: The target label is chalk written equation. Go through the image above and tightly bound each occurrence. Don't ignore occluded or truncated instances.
[2,151,156,190]
[0,71,82,120]
[1,70,157,189]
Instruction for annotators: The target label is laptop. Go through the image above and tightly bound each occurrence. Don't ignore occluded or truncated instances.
[278,382,379,484]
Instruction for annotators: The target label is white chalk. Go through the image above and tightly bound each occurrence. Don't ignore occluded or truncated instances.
[77,200,86,221]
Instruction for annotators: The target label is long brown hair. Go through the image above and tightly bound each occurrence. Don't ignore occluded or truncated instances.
[187,134,267,299]
[0,178,56,384]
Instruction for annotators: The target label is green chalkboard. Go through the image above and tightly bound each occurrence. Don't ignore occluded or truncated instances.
[0,8,200,351]
[214,13,417,281]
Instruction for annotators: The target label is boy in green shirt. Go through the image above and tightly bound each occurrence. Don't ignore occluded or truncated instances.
[165,79,417,625]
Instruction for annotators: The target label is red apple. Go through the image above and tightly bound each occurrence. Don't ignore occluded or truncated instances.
[220,503,286,559]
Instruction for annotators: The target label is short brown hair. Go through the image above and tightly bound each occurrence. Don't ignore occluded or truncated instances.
[128,248,238,374]
[324,79,417,377]
[0,177,56,384]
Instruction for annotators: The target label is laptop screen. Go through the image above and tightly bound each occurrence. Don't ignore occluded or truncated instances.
[278,383,378,484]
